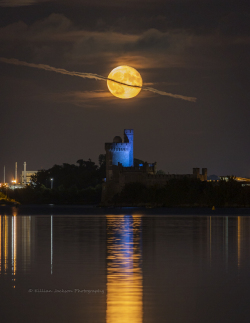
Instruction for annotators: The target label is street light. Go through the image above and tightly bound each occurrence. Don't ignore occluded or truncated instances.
[50,178,53,189]
[11,180,16,189]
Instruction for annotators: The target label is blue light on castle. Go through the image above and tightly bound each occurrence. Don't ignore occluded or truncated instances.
[106,129,134,168]
[105,129,134,181]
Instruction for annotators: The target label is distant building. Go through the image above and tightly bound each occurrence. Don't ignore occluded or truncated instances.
[20,162,37,185]
[21,170,38,185]
[102,129,207,203]
[220,176,250,186]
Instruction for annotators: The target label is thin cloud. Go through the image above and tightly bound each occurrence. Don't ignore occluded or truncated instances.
[49,89,153,108]
[0,15,189,69]
[0,57,197,102]
[0,0,49,6]
[26,89,115,108]
[50,90,113,107]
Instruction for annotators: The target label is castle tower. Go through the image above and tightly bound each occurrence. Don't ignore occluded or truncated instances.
[124,129,134,167]
[202,168,208,181]
[105,129,134,182]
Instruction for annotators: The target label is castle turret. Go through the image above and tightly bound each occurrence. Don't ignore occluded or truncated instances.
[124,129,134,167]
[193,168,200,178]
[202,168,207,181]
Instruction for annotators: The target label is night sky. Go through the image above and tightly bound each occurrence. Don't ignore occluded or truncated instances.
[0,0,249,181]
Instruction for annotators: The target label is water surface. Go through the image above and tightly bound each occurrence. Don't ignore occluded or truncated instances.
[1,207,250,322]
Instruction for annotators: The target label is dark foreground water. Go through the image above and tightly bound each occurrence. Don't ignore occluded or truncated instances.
[1,206,250,323]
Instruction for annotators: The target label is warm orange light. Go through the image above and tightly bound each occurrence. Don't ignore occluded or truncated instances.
[4,216,8,272]
[13,216,17,280]
[107,66,142,99]
[0,216,1,273]
[235,177,250,182]
[106,215,143,323]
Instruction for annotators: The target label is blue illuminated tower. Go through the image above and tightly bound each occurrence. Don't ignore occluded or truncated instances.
[124,129,134,167]
[105,129,134,181]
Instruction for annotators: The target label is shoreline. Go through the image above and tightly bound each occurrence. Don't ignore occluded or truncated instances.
[1,204,250,216]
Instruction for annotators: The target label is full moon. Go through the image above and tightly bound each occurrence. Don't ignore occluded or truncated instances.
[107,66,143,99]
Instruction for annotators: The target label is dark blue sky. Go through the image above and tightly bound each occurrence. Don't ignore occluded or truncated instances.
[0,0,249,181]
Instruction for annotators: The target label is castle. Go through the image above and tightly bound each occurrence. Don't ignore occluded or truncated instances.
[102,129,207,203]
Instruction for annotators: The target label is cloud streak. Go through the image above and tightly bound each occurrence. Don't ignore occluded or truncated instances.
[0,57,197,102]
[0,0,49,7]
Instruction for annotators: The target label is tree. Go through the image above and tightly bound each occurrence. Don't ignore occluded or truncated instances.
[98,154,106,179]
[156,170,166,174]
[98,154,106,167]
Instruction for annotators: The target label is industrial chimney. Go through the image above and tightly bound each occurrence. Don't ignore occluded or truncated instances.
[15,162,17,183]
[24,162,27,185]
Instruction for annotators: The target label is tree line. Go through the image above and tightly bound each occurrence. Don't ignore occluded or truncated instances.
[112,177,250,207]
[6,155,106,204]
[2,155,250,207]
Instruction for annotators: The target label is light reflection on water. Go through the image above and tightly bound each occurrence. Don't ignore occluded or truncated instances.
[106,215,143,323]
[1,211,250,322]
[1,215,33,278]
[51,215,53,275]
